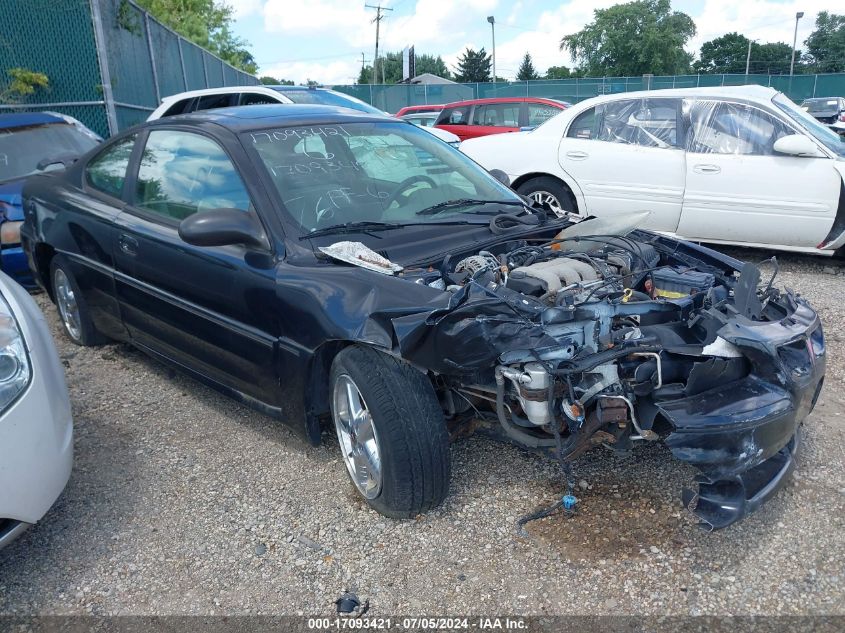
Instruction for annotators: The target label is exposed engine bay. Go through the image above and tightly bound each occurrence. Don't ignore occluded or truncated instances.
[389,218,825,529]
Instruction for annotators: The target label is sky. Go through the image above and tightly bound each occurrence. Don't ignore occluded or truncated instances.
[226,0,832,84]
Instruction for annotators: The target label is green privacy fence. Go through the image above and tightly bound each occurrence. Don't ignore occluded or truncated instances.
[333,73,845,114]
[0,0,257,137]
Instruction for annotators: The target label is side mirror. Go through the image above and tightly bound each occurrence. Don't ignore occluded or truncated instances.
[773,134,824,157]
[488,168,511,187]
[178,208,268,249]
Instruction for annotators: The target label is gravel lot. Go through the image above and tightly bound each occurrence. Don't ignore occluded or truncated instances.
[0,248,843,616]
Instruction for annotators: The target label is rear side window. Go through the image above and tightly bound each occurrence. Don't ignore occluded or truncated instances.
[85,135,136,198]
[162,98,194,117]
[567,108,597,139]
[527,103,562,126]
[471,103,520,127]
[133,130,251,222]
[437,106,471,125]
[195,93,237,112]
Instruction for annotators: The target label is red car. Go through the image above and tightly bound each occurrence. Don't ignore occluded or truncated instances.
[394,104,444,117]
[434,97,569,140]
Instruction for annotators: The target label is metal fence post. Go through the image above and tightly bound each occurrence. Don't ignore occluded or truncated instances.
[202,53,209,87]
[143,13,161,105]
[424,83,428,105]
[89,0,118,135]
[812,74,818,97]
[177,38,187,90]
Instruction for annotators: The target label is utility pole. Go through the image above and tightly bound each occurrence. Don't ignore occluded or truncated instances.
[366,4,392,86]
[487,15,496,82]
[360,52,371,81]
[790,11,804,77]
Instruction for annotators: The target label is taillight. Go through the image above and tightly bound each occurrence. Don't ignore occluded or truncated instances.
[0,221,22,246]
[840,113,845,122]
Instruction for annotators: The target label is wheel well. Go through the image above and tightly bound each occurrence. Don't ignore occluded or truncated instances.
[510,173,578,212]
[33,243,55,299]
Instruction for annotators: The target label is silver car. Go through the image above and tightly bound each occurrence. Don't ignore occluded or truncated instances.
[0,272,72,549]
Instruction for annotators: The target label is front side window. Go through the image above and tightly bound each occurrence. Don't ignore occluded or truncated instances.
[246,121,519,232]
[689,101,792,155]
[85,134,136,198]
[471,103,520,128]
[240,92,281,106]
[597,98,680,148]
[773,93,844,157]
[195,93,236,112]
[133,130,251,221]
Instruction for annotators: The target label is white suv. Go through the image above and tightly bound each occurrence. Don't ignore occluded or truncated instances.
[461,86,845,255]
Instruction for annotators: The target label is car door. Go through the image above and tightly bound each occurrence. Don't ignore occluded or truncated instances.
[111,127,282,405]
[465,101,522,139]
[677,99,841,248]
[557,98,686,233]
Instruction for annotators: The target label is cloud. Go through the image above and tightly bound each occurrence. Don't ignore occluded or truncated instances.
[226,0,263,19]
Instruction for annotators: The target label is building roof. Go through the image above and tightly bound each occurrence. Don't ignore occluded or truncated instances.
[410,73,456,85]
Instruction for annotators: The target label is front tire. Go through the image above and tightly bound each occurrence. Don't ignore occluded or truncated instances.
[50,255,105,346]
[330,345,450,518]
[516,176,574,217]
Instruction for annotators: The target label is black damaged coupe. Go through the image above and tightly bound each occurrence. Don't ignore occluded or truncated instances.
[22,105,824,528]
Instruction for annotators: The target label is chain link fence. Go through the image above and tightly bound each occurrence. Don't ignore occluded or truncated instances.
[333,73,845,114]
[0,0,257,137]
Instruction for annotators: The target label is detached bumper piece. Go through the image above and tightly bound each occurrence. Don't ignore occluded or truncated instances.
[681,431,799,530]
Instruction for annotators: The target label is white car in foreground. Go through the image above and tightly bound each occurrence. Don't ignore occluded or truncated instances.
[0,271,72,550]
[460,86,845,255]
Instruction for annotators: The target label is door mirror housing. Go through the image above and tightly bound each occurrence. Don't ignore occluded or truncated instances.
[773,134,824,158]
[178,208,268,250]
[488,168,511,187]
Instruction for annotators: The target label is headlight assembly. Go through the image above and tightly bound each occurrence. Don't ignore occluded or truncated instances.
[0,293,31,412]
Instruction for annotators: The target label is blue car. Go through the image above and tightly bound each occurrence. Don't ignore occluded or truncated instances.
[0,112,100,288]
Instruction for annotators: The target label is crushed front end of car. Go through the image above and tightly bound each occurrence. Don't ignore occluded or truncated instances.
[388,220,824,529]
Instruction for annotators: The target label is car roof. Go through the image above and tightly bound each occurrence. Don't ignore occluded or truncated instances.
[0,111,67,129]
[150,103,394,132]
[582,84,781,104]
[441,96,564,108]
[159,85,283,103]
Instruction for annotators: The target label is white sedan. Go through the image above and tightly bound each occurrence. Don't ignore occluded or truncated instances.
[460,86,845,255]
[0,271,72,549]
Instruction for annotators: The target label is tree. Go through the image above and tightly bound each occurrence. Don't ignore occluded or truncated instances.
[545,65,572,79]
[357,52,453,84]
[560,0,696,76]
[259,76,294,85]
[804,11,845,73]
[454,47,492,83]
[414,54,451,80]
[694,33,798,74]
[135,0,257,73]
[516,53,539,80]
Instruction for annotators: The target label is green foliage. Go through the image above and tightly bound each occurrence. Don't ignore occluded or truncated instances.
[561,0,696,76]
[356,52,451,84]
[117,0,142,35]
[545,65,572,79]
[135,0,257,73]
[259,76,294,85]
[2,67,49,102]
[804,11,845,73]
[694,33,798,74]
[516,53,539,80]
[454,47,492,83]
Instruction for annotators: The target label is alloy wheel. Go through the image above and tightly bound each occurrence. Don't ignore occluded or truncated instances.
[332,374,383,499]
[54,268,82,342]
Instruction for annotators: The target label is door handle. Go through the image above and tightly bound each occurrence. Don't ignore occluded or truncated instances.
[118,234,138,256]
[565,151,589,160]
[693,164,721,174]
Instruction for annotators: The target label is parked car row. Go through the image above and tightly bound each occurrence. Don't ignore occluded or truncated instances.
[13,86,830,535]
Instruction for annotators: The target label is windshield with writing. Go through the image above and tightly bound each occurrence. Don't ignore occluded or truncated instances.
[245,121,521,233]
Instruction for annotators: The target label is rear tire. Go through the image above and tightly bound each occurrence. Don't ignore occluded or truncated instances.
[50,255,106,346]
[330,345,450,518]
[516,176,575,217]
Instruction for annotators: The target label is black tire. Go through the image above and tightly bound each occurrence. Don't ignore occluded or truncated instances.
[516,176,575,216]
[50,254,106,346]
[330,345,450,518]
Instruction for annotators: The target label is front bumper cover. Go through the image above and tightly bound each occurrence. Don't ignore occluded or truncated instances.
[658,300,824,529]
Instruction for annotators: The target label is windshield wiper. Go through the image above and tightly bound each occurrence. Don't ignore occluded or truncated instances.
[415,198,527,216]
[300,221,405,240]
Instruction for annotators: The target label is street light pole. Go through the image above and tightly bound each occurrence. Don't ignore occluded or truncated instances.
[790,11,804,77]
[487,15,496,83]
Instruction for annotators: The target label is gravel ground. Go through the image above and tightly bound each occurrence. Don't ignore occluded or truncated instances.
[0,247,843,616]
